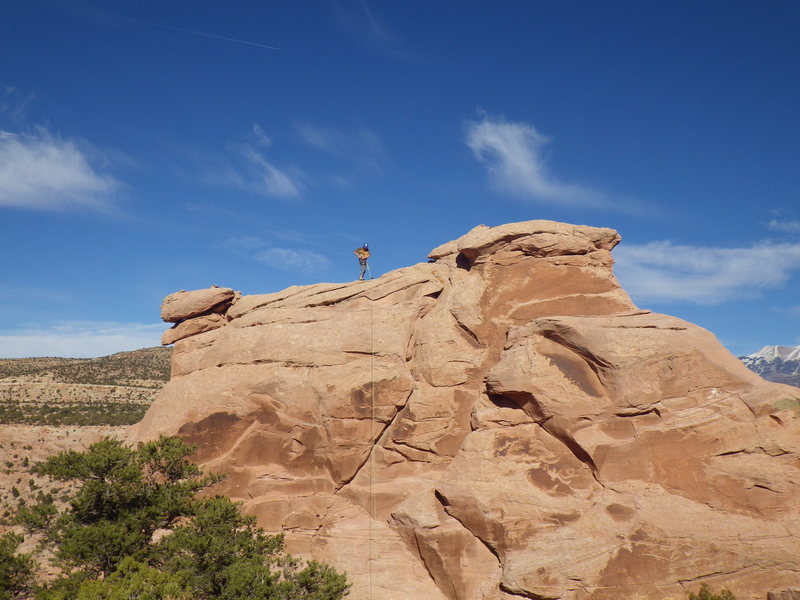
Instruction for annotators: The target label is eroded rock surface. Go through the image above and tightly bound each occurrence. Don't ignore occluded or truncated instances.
[129,221,800,600]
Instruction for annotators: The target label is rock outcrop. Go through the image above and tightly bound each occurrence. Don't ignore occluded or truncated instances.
[768,589,800,600]
[129,220,800,600]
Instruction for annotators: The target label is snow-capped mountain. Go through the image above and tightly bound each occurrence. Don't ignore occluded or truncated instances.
[740,345,800,387]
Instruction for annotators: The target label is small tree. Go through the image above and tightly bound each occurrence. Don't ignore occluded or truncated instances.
[0,531,34,600]
[17,436,349,599]
[70,557,189,600]
[19,436,216,580]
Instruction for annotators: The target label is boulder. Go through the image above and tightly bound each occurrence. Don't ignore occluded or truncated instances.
[130,220,800,600]
[160,286,236,323]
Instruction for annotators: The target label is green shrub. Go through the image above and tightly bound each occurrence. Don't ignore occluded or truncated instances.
[0,531,35,600]
[687,582,736,600]
[0,401,148,426]
[773,397,800,415]
[14,436,349,599]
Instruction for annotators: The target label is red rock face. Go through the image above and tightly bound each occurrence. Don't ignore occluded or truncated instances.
[129,221,800,600]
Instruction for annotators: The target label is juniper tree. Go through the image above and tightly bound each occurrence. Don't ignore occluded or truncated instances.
[0,531,34,600]
[16,436,349,600]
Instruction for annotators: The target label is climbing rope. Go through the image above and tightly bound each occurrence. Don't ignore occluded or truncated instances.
[368,292,376,600]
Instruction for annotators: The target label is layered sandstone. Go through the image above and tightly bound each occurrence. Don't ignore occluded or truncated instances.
[129,220,800,600]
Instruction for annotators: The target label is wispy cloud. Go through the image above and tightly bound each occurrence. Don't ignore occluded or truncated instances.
[0,321,163,359]
[614,241,800,304]
[222,235,330,274]
[0,283,71,304]
[0,86,36,123]
[767,219,800,233]
[183,202,250,223]
[464,114,616,209]
[295,122,385,173]
[254,248,332,273]
[238,145,302,197]
[331,0,411,60]
[199,124,302,198]
[772,305,800,320]
[222,235,266,254]
[0,128,119,212]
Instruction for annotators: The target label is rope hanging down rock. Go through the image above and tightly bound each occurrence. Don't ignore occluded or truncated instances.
[369,293,376,600]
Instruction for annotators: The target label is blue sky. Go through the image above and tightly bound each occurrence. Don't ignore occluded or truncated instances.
[1,1,799,358]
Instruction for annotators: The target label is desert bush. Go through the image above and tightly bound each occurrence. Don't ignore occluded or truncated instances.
[687,582,736,600]
[0,401,148,426]
[13,436,349,599]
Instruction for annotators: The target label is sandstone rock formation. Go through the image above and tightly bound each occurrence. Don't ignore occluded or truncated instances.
[160,286,236,323]
[129,220,800,600]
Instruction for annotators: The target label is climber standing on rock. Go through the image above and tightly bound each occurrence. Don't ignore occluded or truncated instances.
[354,243,370,280]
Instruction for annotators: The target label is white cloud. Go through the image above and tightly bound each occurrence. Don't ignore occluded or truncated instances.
[0,86,36,123]
[0,128,119,211]
[614,241,800,304]
[296,123,385,174]
[183,202,250,224]
[767,219,800,233]
[249,123,272,148]
[770,208,792,217]
[0,321,163,359]
[222,235,265,253]
[239,146,302,197]
[464,114,611,209]
[180,125,302,198]
[222,235,330,273]
[254,247,332,274]
[203,124,301,198]
[331,1,411,60]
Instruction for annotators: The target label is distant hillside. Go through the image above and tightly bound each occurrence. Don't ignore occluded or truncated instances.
[0,347,171,426]
[0,346,171,386]
[0,347,172,516]
[740,345,800,388]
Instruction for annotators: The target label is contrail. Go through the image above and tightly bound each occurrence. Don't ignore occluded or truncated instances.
[137,19,280,51]
[50,1,280,51]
